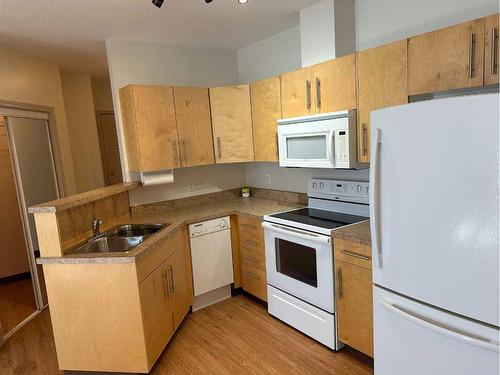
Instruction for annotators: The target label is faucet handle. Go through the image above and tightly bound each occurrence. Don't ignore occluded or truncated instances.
[92,218,104,236]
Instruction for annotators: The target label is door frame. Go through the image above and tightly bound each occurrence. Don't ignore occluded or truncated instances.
[95,111,119,186]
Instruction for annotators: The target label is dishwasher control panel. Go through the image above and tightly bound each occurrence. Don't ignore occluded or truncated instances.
[189,216,231,237]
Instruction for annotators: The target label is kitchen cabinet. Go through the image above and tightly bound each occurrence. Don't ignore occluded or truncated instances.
[281,54,357,118]
[357,40,408,163]
[334,238,373,357]
[43,227,193,373]
[250,76,281,162]
[210,85,255,163]
[408,18,485,95]
[237,215,267,301]
[119,85,180,172]
[485,14,499,85]
[173,87,215,167]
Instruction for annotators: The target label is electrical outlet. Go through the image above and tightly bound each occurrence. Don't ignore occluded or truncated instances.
[265,174,271,185]
[188,182,195,192]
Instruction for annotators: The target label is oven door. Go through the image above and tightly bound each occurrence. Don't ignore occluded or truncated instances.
[278,123,335,168]
[262,222,334,313]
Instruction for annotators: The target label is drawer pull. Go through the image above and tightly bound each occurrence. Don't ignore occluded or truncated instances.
[242,255,259,263]
[240,223,257,229]
[242,239,258,247]
[340,249,371,261]
[162,270,170,298]
[245,272,259,280]
[168,264,175,293]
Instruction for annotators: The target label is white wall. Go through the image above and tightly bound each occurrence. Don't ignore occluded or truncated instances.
[61,73,105,193]
[237,26,301,83]
[356,0,499,50]
[106,38,241,205]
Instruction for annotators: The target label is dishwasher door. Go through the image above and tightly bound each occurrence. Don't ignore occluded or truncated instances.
[189,222,234,297]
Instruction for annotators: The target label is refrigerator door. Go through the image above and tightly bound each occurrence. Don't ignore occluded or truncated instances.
[374,286,499,375]
[370,94,499,326]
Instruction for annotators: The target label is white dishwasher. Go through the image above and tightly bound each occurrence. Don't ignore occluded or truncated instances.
[189,216,234,311]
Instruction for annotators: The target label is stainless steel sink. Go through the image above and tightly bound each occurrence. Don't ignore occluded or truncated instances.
[72,236,144,254]
[106,224,167,238]
[69,223,167,255]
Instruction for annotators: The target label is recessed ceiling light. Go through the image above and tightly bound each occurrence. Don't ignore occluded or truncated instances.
[238,0,248,4]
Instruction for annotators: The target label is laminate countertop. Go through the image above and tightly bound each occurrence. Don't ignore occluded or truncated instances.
[332,220,371,247]
[38,197,302,265]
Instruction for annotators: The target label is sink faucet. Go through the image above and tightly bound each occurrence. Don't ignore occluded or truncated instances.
[92,218,103,237]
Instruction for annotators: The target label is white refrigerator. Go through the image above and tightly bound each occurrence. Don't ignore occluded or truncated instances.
[369,93,499,375]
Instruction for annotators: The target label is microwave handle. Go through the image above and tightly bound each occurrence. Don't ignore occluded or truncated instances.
[328,130,336,166]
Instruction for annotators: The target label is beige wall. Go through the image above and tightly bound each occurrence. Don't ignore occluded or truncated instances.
[91,78,114,112]
[61,73,105,193]
[0,45,77,195]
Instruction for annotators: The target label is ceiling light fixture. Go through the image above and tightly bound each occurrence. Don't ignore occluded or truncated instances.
[152,0,164,8]
[238,0,248,3]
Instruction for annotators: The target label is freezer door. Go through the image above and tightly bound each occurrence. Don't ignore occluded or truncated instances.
[374,286,499,375]
[370,94,499,326]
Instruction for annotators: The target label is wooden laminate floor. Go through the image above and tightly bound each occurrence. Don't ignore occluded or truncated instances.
[0,278,37,334]
[0,295,373,375]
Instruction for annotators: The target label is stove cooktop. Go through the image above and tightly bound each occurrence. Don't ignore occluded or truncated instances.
[268,207,368,231]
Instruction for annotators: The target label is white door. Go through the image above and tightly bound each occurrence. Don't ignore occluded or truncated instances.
[374,286,499,375]
[370,94,499,326]
[263,222,334,312]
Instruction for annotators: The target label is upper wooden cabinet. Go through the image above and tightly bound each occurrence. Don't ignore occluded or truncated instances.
[250,76,281,162]
[408,18,485,95]
[119,85,180,172]
[357,40,408,163]
[210,84,255,163]
[485,14,499,85]
[281,54,357,118]
[173,87,215,167]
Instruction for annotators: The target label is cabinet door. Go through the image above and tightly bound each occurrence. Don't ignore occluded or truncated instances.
[280,67,313,118]
[173,87,215,167]
[250,76,281,162]
[311,54,357,113]
[139,260,175,368]
[210,85,255,163]
[168,240,192,330]
[408,18,485,95]
[119,85,181,172]
[335,259,373,357]
[241,263,267,302]
[485,14,499,85]
[357,40,408,163]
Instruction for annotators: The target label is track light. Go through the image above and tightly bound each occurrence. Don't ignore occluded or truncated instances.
[152,0,164,8]
[238,0,248,3]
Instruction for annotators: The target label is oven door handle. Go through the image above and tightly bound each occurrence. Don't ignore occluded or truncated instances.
[262,222,331,245]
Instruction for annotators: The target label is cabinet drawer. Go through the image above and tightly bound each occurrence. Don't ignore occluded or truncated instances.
[241,263,267,301]
[238,216,264,251]
[334,238,372,270]
[240,246,266,271]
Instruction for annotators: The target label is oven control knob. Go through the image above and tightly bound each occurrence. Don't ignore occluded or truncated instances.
[356,184,362,193]
[319,182,324,190]
[219,219,228,228]
[312,182,317,189]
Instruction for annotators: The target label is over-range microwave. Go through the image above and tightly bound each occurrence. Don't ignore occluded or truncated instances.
[277,110,366,169]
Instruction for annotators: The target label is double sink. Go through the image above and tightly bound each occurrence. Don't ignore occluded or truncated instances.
[69,224,167,255]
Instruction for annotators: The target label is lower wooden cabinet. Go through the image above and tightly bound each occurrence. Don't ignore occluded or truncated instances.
[237,215,267,301]
[43,227,193,373]
[334,238,373,357]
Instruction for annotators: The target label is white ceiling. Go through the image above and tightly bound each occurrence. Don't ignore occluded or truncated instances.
[0,0,320,78]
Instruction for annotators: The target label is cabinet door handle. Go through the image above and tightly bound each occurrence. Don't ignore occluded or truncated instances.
[362,123,368,156]
[168,265,175,293]
[163,270,170,298]
[491,27,497,75]
[242,239,258,247]
[275,133,279,158]
[340,249,371,261]
[468,32,475,78]
[315,78,321,110]
[216,137,222,159]
[172,141,179,164]
[306,80,312,111]
[183,140,188,163]
[242,255,259,264]
[240,223,257,229]
[337,267,343,299]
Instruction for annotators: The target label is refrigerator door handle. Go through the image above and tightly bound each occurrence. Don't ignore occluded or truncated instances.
[370,128,383,267]
[380,300,500,353]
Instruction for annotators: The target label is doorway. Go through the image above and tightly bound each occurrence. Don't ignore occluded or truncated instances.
[0,111,60,342]
[96,112,123,185]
